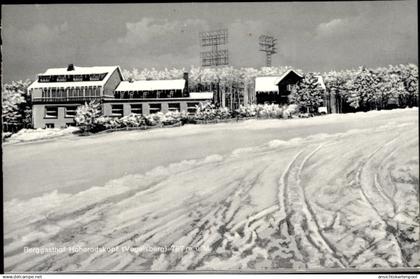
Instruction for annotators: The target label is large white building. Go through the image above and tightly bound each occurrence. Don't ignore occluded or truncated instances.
[28,65,213,128]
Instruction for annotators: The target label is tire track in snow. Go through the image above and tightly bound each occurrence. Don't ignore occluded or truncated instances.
[350,135,408,266]
[148,164,267,270]
[280,143,348,268]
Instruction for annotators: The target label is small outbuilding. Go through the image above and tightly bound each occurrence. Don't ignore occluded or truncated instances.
[255,69,303,105]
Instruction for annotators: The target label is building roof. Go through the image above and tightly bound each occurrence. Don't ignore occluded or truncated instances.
[116,79,186,91]
[43,66,120,76]
[255,70,303,92]
[276,69,303,84]
[189,92,214,99]
[28,65,123,90]
[255,76,282,92]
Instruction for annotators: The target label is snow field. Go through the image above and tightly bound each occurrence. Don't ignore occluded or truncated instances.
[3,109,419,272]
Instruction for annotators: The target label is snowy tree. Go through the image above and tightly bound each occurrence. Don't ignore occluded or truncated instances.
[290,73,325,113]
[2,80,33,132]
[345,67,383,110]
[74,101,102,132]
[399,64,418,107]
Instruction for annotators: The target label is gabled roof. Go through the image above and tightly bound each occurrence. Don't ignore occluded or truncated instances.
[115,79,186,91]
[43,66,120,76]
[28,66,123,90]
[276,69,303,85]
[255,70,303,92]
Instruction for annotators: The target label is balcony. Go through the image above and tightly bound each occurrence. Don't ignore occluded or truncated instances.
[32,96,102,103]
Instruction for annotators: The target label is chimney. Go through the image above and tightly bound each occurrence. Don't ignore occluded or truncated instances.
[183,72,189,96]
[67,64,75,71]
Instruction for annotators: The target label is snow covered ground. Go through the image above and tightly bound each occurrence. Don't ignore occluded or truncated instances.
[3,108,419,272]
[4,127,79,144]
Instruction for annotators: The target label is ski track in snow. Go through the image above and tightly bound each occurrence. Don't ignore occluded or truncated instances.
[3,116,419,272]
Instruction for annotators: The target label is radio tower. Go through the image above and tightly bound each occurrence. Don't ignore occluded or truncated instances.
[259,35,277,67]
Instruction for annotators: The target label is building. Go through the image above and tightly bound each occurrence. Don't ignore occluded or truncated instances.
[254,70,337,113]
[28,65,124,128]
[104,76,213,117]
[28,65,213,128]
[254,69,303,105]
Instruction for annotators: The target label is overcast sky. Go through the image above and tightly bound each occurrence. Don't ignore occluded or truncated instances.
[2,1,418,82]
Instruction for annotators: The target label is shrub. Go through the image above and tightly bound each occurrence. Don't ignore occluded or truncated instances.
[194,102,232,121]
[161,111,182,125]
[119,114,146,128]
[74,101,102,133]
[235,104,298,119]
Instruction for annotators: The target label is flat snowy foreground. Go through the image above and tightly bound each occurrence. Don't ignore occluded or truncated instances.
[3,108,419,272]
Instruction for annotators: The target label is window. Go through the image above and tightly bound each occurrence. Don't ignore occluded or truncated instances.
[45,107,58,118]
[149,103,161,114]
[68,88,74,98]
[148,91,157,98]
[57,88,66,98]
[173,89,183,98]
[131,104,142,114]
[86,87,93,97]
[89,73,106,81]
[133,91,142,98]
[90,74,100,81]
[160,90,170,98]
[187,102,199,114]
[73,75,83,82]
[45,123,55,128]
[39,75,50,82]
[65,106,78,118]
[168,103,180,112]
[93,86,100,97]
[111,104,124,117]
[57,75,66,82]
[287,84,294,92]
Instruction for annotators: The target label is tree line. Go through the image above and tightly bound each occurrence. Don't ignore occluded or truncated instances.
[2,64,418,133]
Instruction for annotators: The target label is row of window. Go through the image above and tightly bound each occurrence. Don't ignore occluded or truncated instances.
[39,74,107,83]
[44,102,201,119]
[41,87,101,98]
[45,123,76,129]
[114,90,184,99]
[110,102,199,116]
[45,106,78,118]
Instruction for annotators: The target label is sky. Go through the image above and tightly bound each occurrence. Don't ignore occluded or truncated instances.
[1,1,418,82]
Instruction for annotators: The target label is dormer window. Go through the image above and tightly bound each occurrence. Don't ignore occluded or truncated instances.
[73,75,83,82]
[90,74,101,81]
[39,75,51,82]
